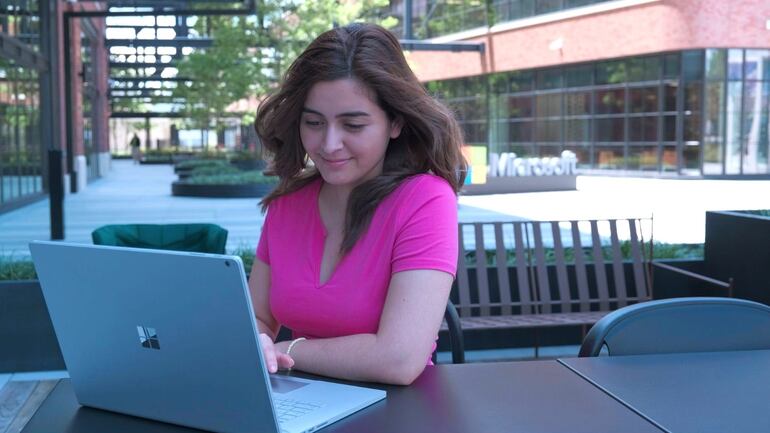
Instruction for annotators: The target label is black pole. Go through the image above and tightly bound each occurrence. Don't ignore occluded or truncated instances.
[404,0,413,40]
[145,116,151,150]
[63,15,77,193]
[48,149,64,240]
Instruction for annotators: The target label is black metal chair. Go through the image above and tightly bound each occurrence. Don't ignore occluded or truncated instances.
[579,297,770,357]
[433,301,465,364]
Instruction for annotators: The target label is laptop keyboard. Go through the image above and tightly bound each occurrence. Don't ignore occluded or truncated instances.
[273,396,324,424]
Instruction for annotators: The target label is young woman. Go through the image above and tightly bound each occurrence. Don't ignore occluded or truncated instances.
[251,23,467,385]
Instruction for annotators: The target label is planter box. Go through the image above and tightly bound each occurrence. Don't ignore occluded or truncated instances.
[231,160,267,171]
[704,211,770,304]
[172,181,276,198]
[0,280,65,372]
[140,158,173,165]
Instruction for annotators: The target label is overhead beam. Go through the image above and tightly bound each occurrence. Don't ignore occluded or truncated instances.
[109,61,180,68]
[106,38,213,48]
[111,76,189,83]
[65,0,256,18]
[399,40,485,53]
[111,112,186,119]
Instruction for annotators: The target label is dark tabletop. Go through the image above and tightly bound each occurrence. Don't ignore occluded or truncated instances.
[560,349,770,433]
[22,360,663,433]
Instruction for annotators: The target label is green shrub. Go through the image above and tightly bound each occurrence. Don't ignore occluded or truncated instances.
[738,209,770,218]
[185,170,278,185]
[175,159,229,171]
[190,164,240,177]
[464,242,704,266]
[229,245,255,273]
[229,150,262,162]
[0,256,37,280]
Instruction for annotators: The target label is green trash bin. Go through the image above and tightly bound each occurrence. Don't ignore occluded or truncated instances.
[91,223,228,254]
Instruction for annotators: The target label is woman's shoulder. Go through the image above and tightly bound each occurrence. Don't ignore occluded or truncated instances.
[395,173,456,200]
[384,174,456,215]
[265,177,321,213]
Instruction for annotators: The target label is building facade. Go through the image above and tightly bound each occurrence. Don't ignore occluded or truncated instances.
[0,1,109,214]
[399,0,770,177]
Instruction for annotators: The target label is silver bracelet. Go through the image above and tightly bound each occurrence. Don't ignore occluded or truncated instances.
[285,337,306,370]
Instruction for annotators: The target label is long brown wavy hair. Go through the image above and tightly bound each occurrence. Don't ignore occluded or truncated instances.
[255,23,467,254]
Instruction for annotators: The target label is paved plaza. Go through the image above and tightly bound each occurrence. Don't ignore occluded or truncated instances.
[1,159,769,257]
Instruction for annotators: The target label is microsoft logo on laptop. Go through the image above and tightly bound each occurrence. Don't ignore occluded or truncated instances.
[136,326,161,350]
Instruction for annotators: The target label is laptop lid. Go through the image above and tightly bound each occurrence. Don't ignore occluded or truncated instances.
[30,241,279,433]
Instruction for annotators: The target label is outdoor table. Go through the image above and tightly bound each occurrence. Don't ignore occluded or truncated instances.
[19,360,662,433]
[559,349,770,433]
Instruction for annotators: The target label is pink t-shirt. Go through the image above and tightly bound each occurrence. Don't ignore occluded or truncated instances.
[256,174,457,347]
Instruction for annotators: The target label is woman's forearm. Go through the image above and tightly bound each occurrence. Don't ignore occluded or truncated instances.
[282,333,428,385]
[256,318,279,341]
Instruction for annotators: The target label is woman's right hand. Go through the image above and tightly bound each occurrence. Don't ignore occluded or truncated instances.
[259,333,295,373]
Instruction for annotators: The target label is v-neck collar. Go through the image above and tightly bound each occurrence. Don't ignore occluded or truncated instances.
[312,179,344,287]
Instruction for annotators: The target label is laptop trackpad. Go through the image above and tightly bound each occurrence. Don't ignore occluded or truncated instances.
[270,376,309,394]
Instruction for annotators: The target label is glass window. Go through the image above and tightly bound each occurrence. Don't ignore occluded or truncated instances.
[628,145,659,171]
[565,91,590,115]
[745,50,770,81]
[728,49,744,81]
[508,71,534,92]
[684,82,702,111]
[596,60,626,85]
[564,143,592,168]
[536,69,562,90]
[509,120,533,143]
[684,113,701,142]
[491,0,534,23]
[535,0,563,14]
[564,64,593,87]
[682,50,704,81]
[594,145,625,169]
[565,118,590,142]
[537,144,563,157]
[595,118,624,142]
[703,82,725,175]
[663,53,680,79]
[507,143,536,157]
[661,145,678,172]
[462,121,488,144]
[742,79,770,174]
[663,83,678,112]
[629,86,659,113]
[725,81,742,174]
[627,56,660,82]
[507,95,533,118]
[535,93,562,117]
[705,49,726,80]
[535,119,562,142]
[629,116,658,142]
[489,73,509,94]
[682,141,701,173]
[595,88,625,114]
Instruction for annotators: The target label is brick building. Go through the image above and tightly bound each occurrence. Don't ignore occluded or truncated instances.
[0,1,110,214]
[397,0,770,177]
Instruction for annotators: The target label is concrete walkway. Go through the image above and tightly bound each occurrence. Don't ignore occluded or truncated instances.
[1,159,769,257]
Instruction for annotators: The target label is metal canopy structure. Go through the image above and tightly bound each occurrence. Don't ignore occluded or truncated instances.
[65,0,484,120]
[65,0,256,119]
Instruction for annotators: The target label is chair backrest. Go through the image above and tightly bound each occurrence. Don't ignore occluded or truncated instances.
[456,221,534,317]
[92,223,228,254]
[529,218,652,314]
[579,297,770,357]
[454,218,652,317]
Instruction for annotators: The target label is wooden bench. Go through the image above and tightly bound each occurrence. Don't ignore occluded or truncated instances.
[441,218,655,357]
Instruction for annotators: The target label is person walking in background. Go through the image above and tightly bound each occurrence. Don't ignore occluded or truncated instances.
[129,133,141,164]
[251,23,467,385]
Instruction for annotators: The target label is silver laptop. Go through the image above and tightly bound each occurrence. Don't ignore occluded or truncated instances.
[30,241,385,433]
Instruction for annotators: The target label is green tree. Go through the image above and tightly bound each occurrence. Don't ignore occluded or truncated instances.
[172,0,394,148]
